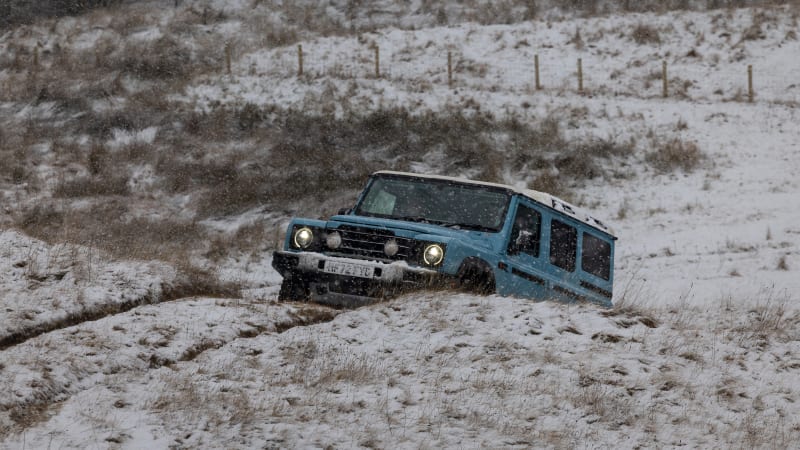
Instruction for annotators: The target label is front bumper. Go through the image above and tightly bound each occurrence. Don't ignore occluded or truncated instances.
[272,251,446,307]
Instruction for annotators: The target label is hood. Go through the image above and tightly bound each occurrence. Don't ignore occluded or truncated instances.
[328,214,495,243]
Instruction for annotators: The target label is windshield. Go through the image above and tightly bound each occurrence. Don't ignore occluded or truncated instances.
[354,175,511,232]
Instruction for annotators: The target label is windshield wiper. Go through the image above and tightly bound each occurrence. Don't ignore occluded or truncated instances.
[392,215,432,224]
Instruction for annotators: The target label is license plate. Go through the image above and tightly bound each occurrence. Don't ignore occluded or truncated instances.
[323,261,375,278]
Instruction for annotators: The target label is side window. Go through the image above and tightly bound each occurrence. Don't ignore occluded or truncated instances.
[507,204,541,257]
[550,220,577,272]
[582,232,611,280]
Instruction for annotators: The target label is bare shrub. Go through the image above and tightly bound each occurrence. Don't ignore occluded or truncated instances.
[181,107,241,141]
[260,139,375,212]
[87,143,109,175]
[176,107,642,216]
[80,108,152,139]
[734,294,788,341]
[569,27,585,49]
[10,165,27,185]
[31,82,90,112]
[17,200,204,264]
[0,0,124,28]
[166,265,242,299]
[616,199,630,220]
[631,24,661,44]
[646,138,704,172]
[741,10,770,41]
[555,152,600,179]
[570,381,634,426]
[14,201,239,295]
[229,221,274,255]
[532,171,568,198]
[93,216,206,262]
[53,174,130,198]
[150,373,256,431]
[245,16,300,47]
[128,85,174,114]
[561,0,601,16]
[197,174,267,217]
[236,103,264,131]
[111,36,202,80]
[15,206,66,239]
[120,141,156,162]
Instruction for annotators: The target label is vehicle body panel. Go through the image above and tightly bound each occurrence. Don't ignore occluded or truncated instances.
[273,171,616,307]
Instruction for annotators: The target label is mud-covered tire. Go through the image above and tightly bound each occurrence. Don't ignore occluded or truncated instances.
[456,260,496,295]
[277,274,309,301]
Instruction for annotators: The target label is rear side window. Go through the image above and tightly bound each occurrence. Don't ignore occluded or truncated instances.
[549,220,577,272]
[582,233,611,280]
[508,204,541,257]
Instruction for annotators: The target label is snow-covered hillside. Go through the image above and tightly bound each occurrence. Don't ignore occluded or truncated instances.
[1,1,800,448]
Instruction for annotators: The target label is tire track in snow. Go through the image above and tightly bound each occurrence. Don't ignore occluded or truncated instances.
[0,298,339,437]
[0,279,239,352]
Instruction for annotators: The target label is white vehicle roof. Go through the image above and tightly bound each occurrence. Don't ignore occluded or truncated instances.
[373,170,616,238]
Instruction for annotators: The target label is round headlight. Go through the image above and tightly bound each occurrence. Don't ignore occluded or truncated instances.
[326,231,342,249]
[423,244,444,266]
[384,239,399,257]
[293,227,314,248]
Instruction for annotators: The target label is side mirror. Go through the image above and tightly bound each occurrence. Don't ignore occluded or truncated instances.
[337,207,351,216]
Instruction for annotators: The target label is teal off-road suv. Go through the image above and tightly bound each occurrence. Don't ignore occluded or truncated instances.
[272,171,616,307]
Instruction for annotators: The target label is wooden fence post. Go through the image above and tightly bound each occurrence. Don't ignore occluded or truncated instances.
[374,45,380,78]
[298,44,303,77]
[534,54,541,90]
[577,58,583,93]
[33,47,39,71]
[662,60,668,98]
[225,42,231,75]
[447,51,453,88]
[747,65,753,103]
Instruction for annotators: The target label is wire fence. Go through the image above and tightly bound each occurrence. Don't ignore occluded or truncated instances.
[233,42,800,105]
[14,37,800,105]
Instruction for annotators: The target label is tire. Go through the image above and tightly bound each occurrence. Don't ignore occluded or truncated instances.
[277,273,309,301]
[456,260,495,295]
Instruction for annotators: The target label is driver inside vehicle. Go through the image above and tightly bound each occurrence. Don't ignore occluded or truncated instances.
[509,206,540,255]
[398,189,433,218]
[403,200,427,217]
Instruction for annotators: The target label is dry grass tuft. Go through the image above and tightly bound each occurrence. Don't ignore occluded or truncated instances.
[14,201,214,270]
[108,36,216,81]
[165,266,242,300]
[646,138,704,172]
[631,24,662,44]
[53,174,130,198]
[205,220,275,262]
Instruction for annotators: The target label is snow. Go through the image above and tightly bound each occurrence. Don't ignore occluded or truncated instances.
[2,3,800,449]
[2,292,797,448]
[0,230,174,347]
[184,9,800,114]
[109,126,159,150]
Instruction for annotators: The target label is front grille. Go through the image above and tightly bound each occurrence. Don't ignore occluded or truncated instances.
[331,225,414,261]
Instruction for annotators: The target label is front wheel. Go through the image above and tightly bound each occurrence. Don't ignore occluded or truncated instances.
[277,273,309,301]
[456,261,496,295]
